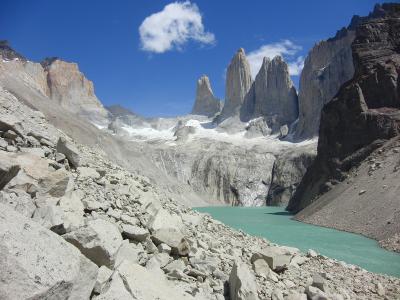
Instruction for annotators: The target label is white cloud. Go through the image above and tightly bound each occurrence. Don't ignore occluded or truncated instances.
[247,40,304,78]
[139,1,215,53]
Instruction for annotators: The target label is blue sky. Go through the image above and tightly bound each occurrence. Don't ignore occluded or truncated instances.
[0,0,387,117]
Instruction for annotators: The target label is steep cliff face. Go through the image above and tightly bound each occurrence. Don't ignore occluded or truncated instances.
[219,48,252,119]
[242,56,298,130]
[191,75,222,117]
[294,29,355,139]
[41,58,109,126]
[287,4,400,246]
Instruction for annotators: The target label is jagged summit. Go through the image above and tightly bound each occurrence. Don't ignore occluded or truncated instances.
[240,55,298,131]
[0,40,25,61]
[191,75,221,117]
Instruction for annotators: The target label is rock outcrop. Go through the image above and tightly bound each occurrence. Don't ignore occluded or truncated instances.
[220,48,252,120]
[242,56,298,130]
[191,75,222,117]
[41,58,109,126]
[288,3,400,246]
[294,25,355,139]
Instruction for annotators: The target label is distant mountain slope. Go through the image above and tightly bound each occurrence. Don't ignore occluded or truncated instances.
[288,3,400,251]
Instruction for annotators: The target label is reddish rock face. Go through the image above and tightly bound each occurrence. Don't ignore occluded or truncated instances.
[288,3,400,212]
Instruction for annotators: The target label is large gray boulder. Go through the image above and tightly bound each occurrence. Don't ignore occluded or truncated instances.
[191,75,222,117]
[220,48,252,120]
[64,218,123,268]
[229,261,259,300]
[251,246,296,272]
[117,260,195,299]
[56,137,82,168]
[0,203,98,299]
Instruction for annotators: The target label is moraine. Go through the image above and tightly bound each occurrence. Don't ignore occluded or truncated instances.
[195,206,400,277]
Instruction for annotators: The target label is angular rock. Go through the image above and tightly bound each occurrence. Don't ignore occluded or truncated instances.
[0,203,98,299]
[229,261,259,300]
[64,218,123,268]
[56,137,82,168]
[0,151,20,190]
[117,260,195,299]
[78,166,100,180]
[38,168,74,197]
[93,265,113,294]
[114,239,142,267]
[251,246,294,271]
[151,228,190,256]
[0,189,35,218]
[59,190,85,232]
[191,75,222,117]
[252,258,270,277]
[95,272,133,300]
[32,204,65,234]
[122,224,150,242]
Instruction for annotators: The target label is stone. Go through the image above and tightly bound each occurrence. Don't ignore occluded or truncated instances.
[307,249,318,258]
[163,259,186,274]
[117,260,195,299]
[38,168,74,197]
[94,265,113,294]
[0,189,35,218]
[285,292,307,300]
[0,203,98,300]
[56,137,82,168]
[59,190,85,232]
[252,258,270,277]
[78,166,100,180]
[305,285,328,300]
[32,204,65,234]
[95,272,134,300]
[251,246,293,271]
[122,224,150,242]
[157,242,172,254]
[312,273,327,292]
[64,218,123,268]
[220,48,252,119]
[55,152,66,162]
[229,260,259,300]
[279,125,289,138]
[272,288,284,300]
[0,151,20,190]
[146,252,172,269]
[3,129,18,140]
[114,239,141,267]
[191,75,222,117]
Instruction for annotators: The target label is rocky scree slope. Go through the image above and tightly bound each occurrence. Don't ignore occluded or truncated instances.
[1,82,400,299]
[288,3,400,252]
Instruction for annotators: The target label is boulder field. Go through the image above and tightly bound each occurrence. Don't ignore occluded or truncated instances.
[0,75,399,300]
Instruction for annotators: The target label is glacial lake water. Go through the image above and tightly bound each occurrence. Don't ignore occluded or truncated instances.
[195,206,400,277]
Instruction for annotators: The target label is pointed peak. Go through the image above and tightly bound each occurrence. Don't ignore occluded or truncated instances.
[272,55,283,62]
[237,48,245,54]
[262,57,271,65]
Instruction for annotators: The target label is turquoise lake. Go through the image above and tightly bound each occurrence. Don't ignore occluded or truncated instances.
[195,206,400,277]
